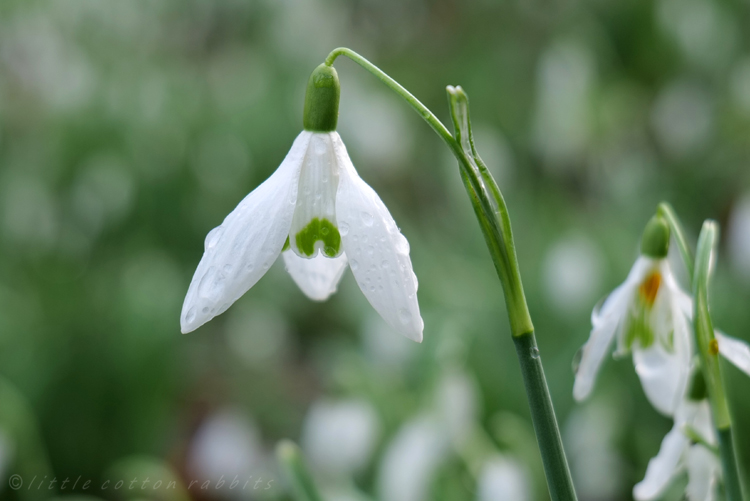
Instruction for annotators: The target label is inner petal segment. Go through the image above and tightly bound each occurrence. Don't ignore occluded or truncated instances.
[289,133,343,258]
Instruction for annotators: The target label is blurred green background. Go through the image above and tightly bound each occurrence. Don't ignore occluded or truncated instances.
[0,0,749,500]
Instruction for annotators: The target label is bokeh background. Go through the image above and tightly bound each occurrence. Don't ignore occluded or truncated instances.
[1,0,749,500]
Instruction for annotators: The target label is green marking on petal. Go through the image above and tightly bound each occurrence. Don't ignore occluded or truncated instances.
[624,306,656,350]
[295,218,341,257]
[282,236,290,251]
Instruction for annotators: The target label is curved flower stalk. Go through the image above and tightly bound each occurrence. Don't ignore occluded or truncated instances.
[574,216,693,416]
[180,64,423,342]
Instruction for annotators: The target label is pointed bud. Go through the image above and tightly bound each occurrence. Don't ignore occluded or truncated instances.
[303,64,340,132]
[640,215,670,258]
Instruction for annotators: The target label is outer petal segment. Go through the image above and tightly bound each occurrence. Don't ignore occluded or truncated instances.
[180,132,310,333]
[573,280,632,401]
[632,427,687,500]
[716,331,750,377]
[282,250,348,301]
[333,133,423,342]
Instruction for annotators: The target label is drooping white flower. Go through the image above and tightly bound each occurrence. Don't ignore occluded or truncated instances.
[574,254,693,415]
[180,64,423,341]
[633,399,720,501]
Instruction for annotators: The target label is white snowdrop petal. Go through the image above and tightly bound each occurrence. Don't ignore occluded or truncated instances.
[289,133,343,258]
[180,132,311,333]
[634,290,692,415]
[686,446,719,501]
[333,133,423,342]
[573,316,620,402]
[633,343,685,416]
[282,250,348,301]
[633,427,688,501]
[716,331,750,377]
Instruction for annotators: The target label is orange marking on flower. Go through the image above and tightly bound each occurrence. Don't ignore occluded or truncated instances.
[709,339,719,355]
[639,272,662,307]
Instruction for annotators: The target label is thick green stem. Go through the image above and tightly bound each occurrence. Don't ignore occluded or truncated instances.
[657,202,694,281]
[693,222,744,500]
[514,333,578,501]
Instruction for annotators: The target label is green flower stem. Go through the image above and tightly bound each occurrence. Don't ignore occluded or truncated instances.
[694,221,744,501]
[657,202,694,281]
[276,440,325,501]
[325,48,575,501]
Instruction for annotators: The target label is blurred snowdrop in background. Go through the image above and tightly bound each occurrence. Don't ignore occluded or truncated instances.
[377,414,449,501]
[476,454,531,501]
[301,398,380,477]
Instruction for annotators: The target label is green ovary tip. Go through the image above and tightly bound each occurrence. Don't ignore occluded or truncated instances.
[295,218,341,257]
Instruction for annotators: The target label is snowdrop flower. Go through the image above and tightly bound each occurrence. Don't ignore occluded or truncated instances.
[180,64,423,341]
[634,395,719,500]
[574,216,693,415]
[635,336,750,500]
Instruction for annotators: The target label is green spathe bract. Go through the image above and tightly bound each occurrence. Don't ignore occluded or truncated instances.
[303,64,340,132]
[295,217,341,257]
[640,215,670,258]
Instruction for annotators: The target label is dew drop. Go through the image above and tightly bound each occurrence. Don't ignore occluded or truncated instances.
[202,307,209,314]
[361,211,374,226]
[339,222,349,236]
[381,260,389,269]
[369,285,376,292]
[321,226,329,236]
[185,307,196,323]
[223,264,233,275]
[246,263,255,272]
[205,226,224,250]
[531,347,540,359]
[398,308,412,324]
[350,260,359,271]
[367,245,375,256]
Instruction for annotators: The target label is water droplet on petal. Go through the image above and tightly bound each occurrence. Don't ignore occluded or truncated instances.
[185,307,196,323]
[361,212,374,226]
[339,222,349,236]
[381,260,389,269]
[367,245,375,256]
[205,226,224,250]
[202,306,209,314]
[351,260,359,271]
[223,264,233,274]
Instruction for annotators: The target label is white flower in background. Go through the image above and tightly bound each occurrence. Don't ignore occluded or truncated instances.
[377,415,449,501]
[476,455,531,501]
[180,64,423,341]
[574,217,693,415]
[633,399,719,501]
[188,409,264,494]
[727,192,750,282]
[435,369,479,448]
[301,398,380,476]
